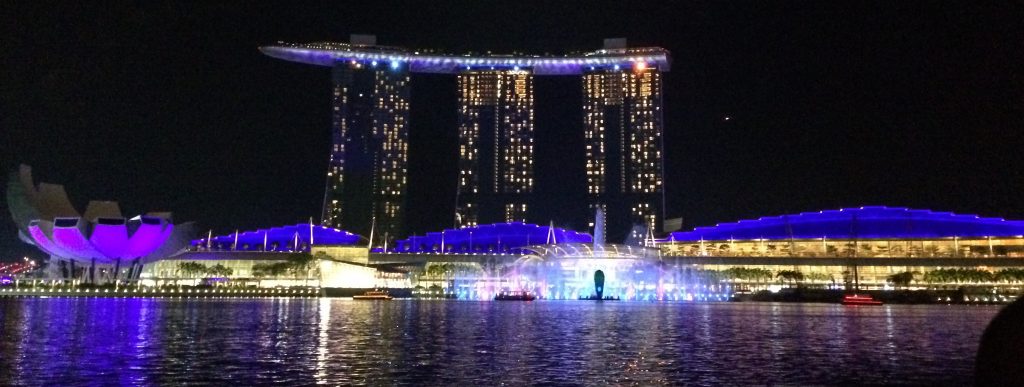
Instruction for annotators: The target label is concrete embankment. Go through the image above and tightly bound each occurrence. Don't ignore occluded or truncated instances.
[0,286,322,298]
[734,288,1019,304]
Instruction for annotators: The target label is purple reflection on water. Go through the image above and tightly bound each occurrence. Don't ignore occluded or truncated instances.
[0,299,999,385]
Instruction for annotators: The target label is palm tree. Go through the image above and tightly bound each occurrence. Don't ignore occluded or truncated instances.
[208,264,233,278]
[776,270,804,287]
[441,263,457,292]
[252,263,269,287]
[886,271,915,289]
[268,262,291,279]
[287,252,318,287]
[424,263,447,291]
[721,267,775,288]
[806,272,831,284]
[996,268,1024,283]
[753,268,773,285]
[177,262,207,284]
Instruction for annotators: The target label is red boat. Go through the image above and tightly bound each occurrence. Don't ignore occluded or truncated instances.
[842,294,882,305]
[353,290,393,300]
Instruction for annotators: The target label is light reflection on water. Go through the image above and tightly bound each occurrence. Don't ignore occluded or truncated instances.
[0,298,999,386]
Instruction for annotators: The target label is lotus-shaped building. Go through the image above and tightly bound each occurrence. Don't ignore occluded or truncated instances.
[7,165,192,282]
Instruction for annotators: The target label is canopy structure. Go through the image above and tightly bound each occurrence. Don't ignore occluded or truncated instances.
[387,222,592,254]
[192,224,362,252]
[663,206,1024,242]
[521,243,660,261]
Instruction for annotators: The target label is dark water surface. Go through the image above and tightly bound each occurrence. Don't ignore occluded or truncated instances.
[0,298,1000,386]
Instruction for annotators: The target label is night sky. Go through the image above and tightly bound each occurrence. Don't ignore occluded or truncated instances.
[2,2,1022,260]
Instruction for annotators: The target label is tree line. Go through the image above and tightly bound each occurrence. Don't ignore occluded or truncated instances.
[175,252,324,280]
[177,262,233,278]
[702,267,1024,287]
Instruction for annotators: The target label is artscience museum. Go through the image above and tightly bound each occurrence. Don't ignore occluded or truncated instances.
[7,165,192,284]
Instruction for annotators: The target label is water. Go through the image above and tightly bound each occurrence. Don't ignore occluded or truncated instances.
[0,298,999,386]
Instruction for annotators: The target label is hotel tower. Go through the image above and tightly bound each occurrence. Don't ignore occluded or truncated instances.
[320,35,410,243]
[454,69,535,228]
[583,42,665,241]
[261,36,669,243]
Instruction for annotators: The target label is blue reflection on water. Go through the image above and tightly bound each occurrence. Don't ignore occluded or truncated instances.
[0,298,999,385]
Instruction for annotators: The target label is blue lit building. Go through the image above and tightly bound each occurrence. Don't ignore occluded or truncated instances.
[190,223,362,252]
[136,208,1024,296]
[387,222,592,254]
[660,206,1024,254]
[143,223,402,289]
[656,206,1024,289]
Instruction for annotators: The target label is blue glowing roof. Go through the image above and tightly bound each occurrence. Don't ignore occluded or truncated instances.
[663,206,1024,241]
[191,224,362,252]
[387,222,592,254]
[260,43,671,75]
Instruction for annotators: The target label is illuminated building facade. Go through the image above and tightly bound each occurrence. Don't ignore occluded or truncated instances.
[583,60,665,242]
[261,37,670,240]
[455,70,534,227]
[657,206,1024,287]
[126,207,1024,297]
[322,58,410,243]
[7,165,192,284]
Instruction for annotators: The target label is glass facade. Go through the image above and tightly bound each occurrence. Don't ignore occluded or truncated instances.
[660,237,1024,258]
[455,70,534,227]
[322,62,410,243]
[583,65,664,242]
[656,207,1024,287]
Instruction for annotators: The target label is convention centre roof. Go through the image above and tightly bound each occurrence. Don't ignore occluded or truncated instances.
[664,206,1024,242]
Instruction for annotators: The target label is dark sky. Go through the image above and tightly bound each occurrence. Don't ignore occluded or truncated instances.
[2,2,1023,260]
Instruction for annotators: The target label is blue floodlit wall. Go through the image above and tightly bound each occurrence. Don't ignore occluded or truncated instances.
[191,224,362,252]
[387,222,592,254]
[664,206,1024,242]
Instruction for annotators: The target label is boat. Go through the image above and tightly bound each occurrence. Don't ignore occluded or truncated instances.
[494,290,537,301]
[842,294,882,305]
[353,290,393,300]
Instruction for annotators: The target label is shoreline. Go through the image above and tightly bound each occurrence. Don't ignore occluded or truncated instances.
[0,286,320,299]
[0,285,1016,304]
[733,288,1017,305]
